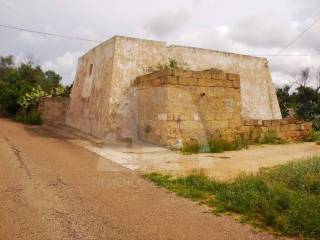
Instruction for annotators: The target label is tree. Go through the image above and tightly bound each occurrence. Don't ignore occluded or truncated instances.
[0,55,63,115]
[276,85,291,118]
[295,86,320,121]
[298,68,310,87]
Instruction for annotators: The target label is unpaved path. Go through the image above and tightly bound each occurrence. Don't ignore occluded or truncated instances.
[0,118,285,240]
[67,132,320,180]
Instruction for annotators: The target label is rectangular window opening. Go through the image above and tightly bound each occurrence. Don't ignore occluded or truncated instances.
[89,64,93,75]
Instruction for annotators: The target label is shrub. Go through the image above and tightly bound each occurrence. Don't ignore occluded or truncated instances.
[18,85,47,111]
[145,58,189,73]
[16,111,42,125]
[181,137,249,154]
[276,86,291,118]
[0,55,62,115]
[181,143,201,154]
[304,130,320,142]
[260,130,287,144]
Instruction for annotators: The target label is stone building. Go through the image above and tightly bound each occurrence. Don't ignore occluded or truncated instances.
[65,35,282,144]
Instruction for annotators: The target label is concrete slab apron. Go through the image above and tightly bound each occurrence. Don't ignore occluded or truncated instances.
[67,138,320,180]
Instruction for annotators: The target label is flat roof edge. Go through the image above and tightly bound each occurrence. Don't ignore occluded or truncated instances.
[79,35,268,62]
[168,44,268,61]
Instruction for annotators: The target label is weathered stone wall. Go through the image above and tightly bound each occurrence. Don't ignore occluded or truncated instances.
[241,119,312,142]
[38,97,70,123]
[135,69,311,146]
[66,35,282,140]
[65,37,115,138]
[135,69,241,145]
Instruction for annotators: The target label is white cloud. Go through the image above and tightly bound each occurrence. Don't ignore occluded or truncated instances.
[228,15,295,48]
[19,32,47,45]
[42,51,83,85]
[144,9,191,37]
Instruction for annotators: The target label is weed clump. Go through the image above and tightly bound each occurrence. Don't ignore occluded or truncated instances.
[181,134,249,154]
[304,129,320,142]
[16,111,42,125]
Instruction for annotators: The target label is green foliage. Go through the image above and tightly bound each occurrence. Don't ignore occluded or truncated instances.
[0,55,63,115]
[16,111,42,125]
[18,85,47,111]
[276,85,320,130]
[51,84,72,97]
[145,156,320,239]
[260,130,287,144]
[181,136,249,154]
[276,85,290,118]
[304,130,320,142]
[312,116,320,131]
[295,86,320,121]
[145,58,189,73]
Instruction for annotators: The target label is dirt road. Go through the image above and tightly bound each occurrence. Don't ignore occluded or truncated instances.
[0,118,284,240]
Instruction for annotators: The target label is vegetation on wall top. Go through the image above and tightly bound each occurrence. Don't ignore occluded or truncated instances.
[144,57,189,73]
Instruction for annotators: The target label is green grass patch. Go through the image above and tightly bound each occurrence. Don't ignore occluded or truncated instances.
[260,130,288,144]
[145,157,320,239]
[304,130,320,142]
[15,111,42,125]
[182,135,249,154]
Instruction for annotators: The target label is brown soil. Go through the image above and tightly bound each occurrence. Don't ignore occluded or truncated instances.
[0,118,288,239]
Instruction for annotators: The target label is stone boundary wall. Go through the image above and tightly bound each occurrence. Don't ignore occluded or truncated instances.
[241,119,312,142]
[38,97,70,123]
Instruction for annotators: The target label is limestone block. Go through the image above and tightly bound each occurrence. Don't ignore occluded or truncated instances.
[142,78,152,87]
[179,77,198,86]
[243,119,255,126]
[172,69,193,78]
[162,76,178,85]
[263,120,272,127]
[198,78,214,87]
[151,78,162,87]
[280,125,289,131]
[179,121,203,130]
[233,79,240,89]
[253,120,263,126]
[223,80,234,88]
[227,73,240,81]
[166,122,180,138]
[280,119,289,125]
[289,124,299,131]
[261,126,269,133]
[240,125,251,131]
[212,72,227,80]
[288,118,298,124]
[193,70,212,79]
[270,125,280,132]
[271,120,281,127]
[210,120,229,128]
[300,122,312,130]
[228,120,241,128]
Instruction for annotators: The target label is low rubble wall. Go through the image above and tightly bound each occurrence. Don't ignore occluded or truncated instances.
[38,97,70,123]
